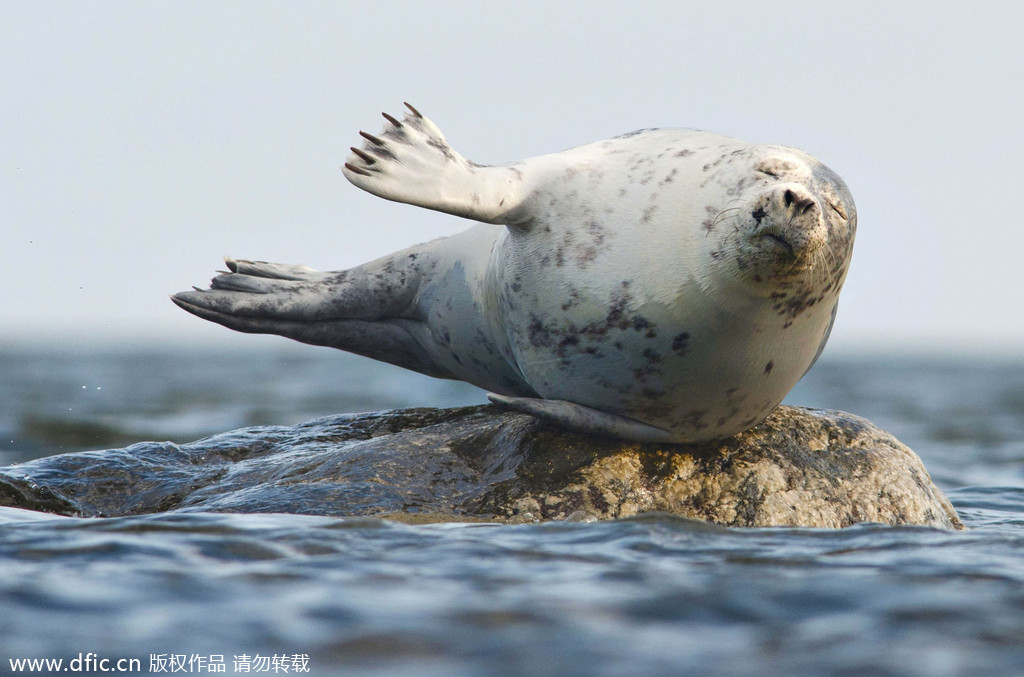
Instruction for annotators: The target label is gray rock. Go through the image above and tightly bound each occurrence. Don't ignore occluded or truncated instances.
[0,405,962,529]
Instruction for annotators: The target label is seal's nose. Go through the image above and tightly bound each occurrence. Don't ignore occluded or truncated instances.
[783,188,817,216]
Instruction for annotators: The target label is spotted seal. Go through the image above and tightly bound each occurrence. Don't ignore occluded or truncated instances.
[172,103,856,443]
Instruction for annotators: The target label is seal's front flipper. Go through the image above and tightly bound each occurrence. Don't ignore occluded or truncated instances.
[487,394,678,444]
[342,103,527,224]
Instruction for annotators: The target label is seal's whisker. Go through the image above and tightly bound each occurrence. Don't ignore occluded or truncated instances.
[710,207,742,244]
[820,240,841,290]
[712,206,741,227]
[817,246,839,292]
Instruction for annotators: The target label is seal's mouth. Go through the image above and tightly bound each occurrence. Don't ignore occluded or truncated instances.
[758,232,796,258]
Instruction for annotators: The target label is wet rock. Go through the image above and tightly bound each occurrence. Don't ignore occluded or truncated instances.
[0,405,962,529]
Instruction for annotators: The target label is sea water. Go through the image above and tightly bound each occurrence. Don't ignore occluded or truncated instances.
[1,345,1022,676]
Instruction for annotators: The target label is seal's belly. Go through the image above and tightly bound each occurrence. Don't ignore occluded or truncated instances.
[493,217,835,439]
[504,291,824,438]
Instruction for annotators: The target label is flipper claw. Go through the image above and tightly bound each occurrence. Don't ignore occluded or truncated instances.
[359,130,385,146]
[350,147,376,164]
[343,162,372,176]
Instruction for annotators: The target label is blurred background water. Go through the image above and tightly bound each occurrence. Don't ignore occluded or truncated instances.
[1,344,1023,676]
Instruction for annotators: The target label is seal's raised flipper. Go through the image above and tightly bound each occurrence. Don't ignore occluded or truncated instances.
[487,394,679,444]
[342,103,528,224]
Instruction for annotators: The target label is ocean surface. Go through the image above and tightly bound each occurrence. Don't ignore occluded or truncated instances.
[1,344,1023,676]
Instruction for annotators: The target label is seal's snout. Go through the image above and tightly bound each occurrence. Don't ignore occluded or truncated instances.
[749,183,825,260]
[731,182,828,283]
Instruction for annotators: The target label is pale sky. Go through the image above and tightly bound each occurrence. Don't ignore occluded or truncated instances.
[3,1,1023,355]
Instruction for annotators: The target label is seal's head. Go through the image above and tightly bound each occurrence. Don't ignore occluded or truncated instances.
[711,151,856,294]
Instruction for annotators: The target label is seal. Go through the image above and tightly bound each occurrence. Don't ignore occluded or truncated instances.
[172,103,857,443]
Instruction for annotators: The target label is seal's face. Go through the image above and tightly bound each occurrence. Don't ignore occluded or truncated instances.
[712,151,856,296]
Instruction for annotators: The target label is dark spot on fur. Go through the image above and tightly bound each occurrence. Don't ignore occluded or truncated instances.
[528,315,552,347]
[751,207,767,223]
[426,136,456,161]
[632,316,657,339]
[671,332,690,355]
[676,409,710,431]
[615,128,655,139]
[557,335,580,356]
[764,361,774,375]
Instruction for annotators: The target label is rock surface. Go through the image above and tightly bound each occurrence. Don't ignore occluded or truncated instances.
[0,405,962,529]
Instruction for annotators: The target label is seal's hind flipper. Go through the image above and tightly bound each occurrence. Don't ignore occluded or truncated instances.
[487,394,678,444]
[173,259,330,321]
[342,103,528,224]
[171,252,456,379]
